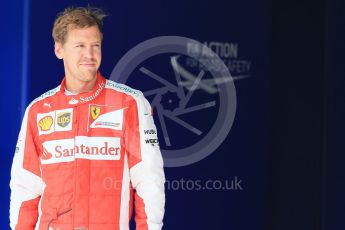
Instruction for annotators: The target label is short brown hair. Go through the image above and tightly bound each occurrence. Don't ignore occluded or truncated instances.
[52,6,107,44]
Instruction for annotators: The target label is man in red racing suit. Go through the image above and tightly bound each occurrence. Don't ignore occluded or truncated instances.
[9,7,165,230]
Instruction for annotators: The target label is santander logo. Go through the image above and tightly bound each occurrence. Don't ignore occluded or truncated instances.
[41,148,53,160]
[55,141,120,157]
[41,136,121,164]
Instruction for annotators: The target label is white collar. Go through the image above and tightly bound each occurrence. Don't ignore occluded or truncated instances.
[64,88,77,96]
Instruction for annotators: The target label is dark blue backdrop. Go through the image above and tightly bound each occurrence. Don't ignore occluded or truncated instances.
[1,0,270,229]
[323,0,345,229]
[1,0,30,228]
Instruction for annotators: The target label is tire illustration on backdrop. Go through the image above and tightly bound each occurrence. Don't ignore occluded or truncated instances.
[110,36,237,167]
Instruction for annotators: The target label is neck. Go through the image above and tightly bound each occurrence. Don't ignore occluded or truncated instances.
[65,75,98,94]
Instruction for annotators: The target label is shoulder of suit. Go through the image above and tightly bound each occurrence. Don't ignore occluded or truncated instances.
[28,85,61,108]
[105,79,143,98]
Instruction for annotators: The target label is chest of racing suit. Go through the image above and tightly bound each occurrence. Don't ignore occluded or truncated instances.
[10,73,165,230]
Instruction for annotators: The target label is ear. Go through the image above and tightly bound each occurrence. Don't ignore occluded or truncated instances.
[54,42,64,59]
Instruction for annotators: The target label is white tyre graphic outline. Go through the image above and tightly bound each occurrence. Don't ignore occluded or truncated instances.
[110,36,237,167]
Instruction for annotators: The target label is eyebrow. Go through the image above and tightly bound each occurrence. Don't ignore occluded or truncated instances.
[73,41,101,44]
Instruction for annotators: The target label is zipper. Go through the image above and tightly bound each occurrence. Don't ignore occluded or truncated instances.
[72,105,79,229]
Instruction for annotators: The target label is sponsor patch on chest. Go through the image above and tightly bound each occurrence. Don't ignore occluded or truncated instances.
[88,104,126,131]
[41,136,121,164]
[37,108,73,136]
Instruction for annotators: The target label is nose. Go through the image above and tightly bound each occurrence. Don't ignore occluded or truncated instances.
[84,46,94,59]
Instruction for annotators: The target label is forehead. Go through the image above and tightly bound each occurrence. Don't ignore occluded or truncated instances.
[65,25,102,43]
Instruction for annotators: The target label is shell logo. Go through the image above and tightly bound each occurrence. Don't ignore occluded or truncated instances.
[38,116,53,131]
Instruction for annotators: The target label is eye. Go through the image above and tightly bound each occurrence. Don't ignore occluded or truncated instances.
[75,44,84,48]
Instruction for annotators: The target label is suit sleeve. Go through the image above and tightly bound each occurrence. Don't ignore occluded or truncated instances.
[125,93,165,230]
[10,107,43,230]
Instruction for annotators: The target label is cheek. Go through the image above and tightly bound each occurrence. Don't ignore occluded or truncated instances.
[95,50,101,59]
[95,52,102,64]
[65,55,82,68]
[68,52,82,63]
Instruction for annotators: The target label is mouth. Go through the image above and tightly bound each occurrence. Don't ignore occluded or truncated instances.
[79,63,96,70]
[79,63,97,68]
